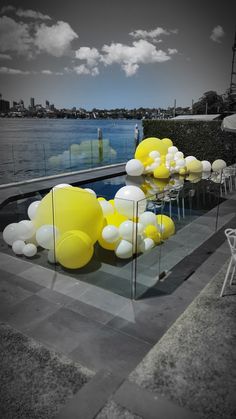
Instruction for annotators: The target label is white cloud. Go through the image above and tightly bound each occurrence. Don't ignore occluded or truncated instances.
[34,20,78,57]
[0,53,12,60]
[16,8,51,21]
[101,39,172,76]
[210,25,225,43]
[168,48,178,55]
[75,47,101,67]
[130,27,170,39]
[41,69,63,75]
[0,66,30,74]
[73,64,99,76]
[0,5,51,20]
[0,16,32,56]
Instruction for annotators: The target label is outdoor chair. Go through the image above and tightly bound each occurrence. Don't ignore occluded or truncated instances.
[220,228,236,297]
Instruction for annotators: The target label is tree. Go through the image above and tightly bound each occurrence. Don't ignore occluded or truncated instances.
[193,91,224,114]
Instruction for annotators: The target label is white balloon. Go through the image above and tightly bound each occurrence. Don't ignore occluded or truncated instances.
[212,159,226,172]
[27,201,41,220]
[36,225,59,250]
[53,183,72,189]
[174,151,184,160]
[125,159,144,177]
[139,211,157,227]
[115,240,133,259]
[18,220,35,240]
[12,240,25,255]
[137,222,144,235]
[3,223,19,245]
[23,243,37,257]
[149,150,160,159]
[47,249,57,264]
[119,220,135,241]
[114,186,146,218]
[84,188,97,196]
[201,160,212,172]
[139,237,155,253]
[166,153,174,161]
[175,158,186,168]
[98,200,114,216]
[102,225,120,243]
[168,146,178,153]
[185,156,196,164]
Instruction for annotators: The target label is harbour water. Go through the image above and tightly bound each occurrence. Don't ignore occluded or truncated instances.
[0,118,143,184]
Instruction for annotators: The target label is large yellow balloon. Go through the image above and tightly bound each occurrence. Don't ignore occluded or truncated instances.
[56,230,94,269]
[156,214,175,239]
[105,212,128,227]
[162,138,173,148]
[135,137,168,164]
[34,187,104,244]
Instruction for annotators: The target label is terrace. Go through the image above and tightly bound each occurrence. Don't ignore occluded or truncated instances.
[0,162,236,418]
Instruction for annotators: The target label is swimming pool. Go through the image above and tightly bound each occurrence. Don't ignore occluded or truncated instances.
[0,171,226,299]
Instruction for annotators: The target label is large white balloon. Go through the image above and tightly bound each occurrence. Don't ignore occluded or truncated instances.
[115,240,133,259]
[3,223,19,245]
[168,146,178,154]
[36,225,59,249]
[212,159,227,172]
[18,220,35,240]
[47,249,57,264]
[27,201,41,220]
[23,243,37,257]
[139,211,157,227]
[114,185,146,218]
[125,159,144,177]
[84,188,97,196]
[102,225,120,243]
[12,240,25,255]
[53,183,72,190]
[201,160,212,172]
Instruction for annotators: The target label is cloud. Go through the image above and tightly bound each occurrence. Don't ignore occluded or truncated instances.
[0,53,12,60]
[129,27,178,39]
[101,39,173,76]
[75,47,101,67]
[0,5,51,20]
[0,16,32,56]
[41,69,63,75]
[168,48,178,55]
[34,20,78,57]
[16,8,51,21]
[210,25,225,43]
[71,64,99,76]
[0,66,30,74]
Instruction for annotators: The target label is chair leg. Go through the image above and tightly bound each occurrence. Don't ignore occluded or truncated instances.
[230,263,235,286]
[220,257,233,297]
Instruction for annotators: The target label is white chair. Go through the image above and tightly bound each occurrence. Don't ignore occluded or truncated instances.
[220,228,236,297]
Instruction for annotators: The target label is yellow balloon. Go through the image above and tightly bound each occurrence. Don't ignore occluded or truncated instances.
[135,137,168,164]
[156,214,175,239]
[105,212,128,227]
[162,138,173,148]
[56,230,93,269]
[152,178,170,191]
[34,187,104,244]
[186,160,203,173]
[144,225,161,244]
[153,165,170,179]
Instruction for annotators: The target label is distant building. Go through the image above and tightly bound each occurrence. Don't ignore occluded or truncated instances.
[30,97,35,109]
[45,100,50,109]
[0,99,10,113]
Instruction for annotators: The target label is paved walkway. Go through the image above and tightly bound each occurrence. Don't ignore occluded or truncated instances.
[0,193,235,418]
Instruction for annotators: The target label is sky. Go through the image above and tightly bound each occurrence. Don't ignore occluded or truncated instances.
[0,0,235,110]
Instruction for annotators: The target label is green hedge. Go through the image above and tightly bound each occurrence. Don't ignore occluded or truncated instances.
[142,120,236,165]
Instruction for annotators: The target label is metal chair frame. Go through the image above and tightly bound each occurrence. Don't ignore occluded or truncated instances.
[220,228,236,297]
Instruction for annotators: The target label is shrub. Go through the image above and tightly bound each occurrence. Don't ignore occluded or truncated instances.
[142,120,236,164]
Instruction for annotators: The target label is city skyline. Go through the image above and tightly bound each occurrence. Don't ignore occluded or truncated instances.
[0,0,235,110]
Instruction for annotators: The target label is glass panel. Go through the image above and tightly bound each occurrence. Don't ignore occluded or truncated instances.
[50,186,134,298]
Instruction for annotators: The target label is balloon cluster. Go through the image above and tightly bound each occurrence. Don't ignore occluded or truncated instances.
[3,136,226,270]
[125,137,227,178]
